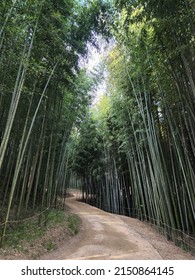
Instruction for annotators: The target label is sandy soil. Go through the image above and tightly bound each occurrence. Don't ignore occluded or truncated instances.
[42,195,194,260]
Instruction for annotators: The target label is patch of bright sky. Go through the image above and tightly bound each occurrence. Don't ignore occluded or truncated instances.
[79,36,114,107]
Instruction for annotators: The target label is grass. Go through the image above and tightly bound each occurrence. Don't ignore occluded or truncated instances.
[2,221,45,249]
[66,214,81,235]
[42,239,57,251]
[0,208,81,256]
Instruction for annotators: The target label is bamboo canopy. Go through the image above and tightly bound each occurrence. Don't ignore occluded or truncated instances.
[0,0,194,252]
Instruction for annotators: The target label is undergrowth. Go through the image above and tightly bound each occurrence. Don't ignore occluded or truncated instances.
[66,214,81,235]
[0,208,80,257]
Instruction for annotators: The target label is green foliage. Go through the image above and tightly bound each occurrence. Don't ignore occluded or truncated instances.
[1,0,194,252]
[46,209,66,227]
[66,214,80,235]
[70,0,195,249]
[0,0,113,242]
[1,208,81,256]
[2,209,65,250]
[4,221,45,250]
[71,113,103,177]
[42,239,57,251]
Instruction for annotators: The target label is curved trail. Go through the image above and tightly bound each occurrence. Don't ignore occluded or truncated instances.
[42,194,194,260]
[65,198,163,260]
[41,197,194,260]
[43,196,164,260]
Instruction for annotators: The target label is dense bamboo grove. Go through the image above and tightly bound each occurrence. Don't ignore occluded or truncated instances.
[71,0,195,251]
[0,0,109,243]
[0,0,195,252]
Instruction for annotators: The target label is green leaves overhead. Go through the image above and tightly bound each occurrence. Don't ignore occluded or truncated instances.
[0,0,194,250]
[70,0,195,247]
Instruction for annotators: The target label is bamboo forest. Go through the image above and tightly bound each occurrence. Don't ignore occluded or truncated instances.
[0,0,195,255]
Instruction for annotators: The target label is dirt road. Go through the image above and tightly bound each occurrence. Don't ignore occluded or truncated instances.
[42,195,194,260]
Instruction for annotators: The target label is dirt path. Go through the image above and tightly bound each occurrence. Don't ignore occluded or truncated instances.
[42,196,194,260]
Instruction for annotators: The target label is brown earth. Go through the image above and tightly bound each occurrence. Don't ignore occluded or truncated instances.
[42,194,194,260]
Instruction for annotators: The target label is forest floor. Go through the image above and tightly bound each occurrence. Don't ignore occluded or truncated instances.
[42,193,194,260]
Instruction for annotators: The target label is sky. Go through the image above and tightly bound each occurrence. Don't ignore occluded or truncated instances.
[79,36,113,106]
